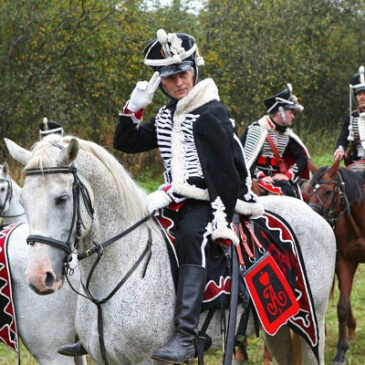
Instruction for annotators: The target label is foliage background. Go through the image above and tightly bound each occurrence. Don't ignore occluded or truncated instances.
[1,2,365,361]
[1,0,365,177]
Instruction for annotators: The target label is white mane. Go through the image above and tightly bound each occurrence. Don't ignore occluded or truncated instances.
[25,134,148,221]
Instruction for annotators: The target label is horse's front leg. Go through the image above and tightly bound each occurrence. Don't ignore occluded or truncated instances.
[347,304,357,339]
[333,258,357,365]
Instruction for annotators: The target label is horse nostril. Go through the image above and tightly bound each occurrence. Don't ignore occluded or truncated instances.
[45,271,55,287]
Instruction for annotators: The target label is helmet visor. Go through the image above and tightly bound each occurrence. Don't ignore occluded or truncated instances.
[159,61,193,78]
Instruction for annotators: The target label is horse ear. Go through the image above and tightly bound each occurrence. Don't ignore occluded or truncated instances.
[2,161,9,176]
[60,138,79,165]
[328,158,341,177]
[4,138,31,166]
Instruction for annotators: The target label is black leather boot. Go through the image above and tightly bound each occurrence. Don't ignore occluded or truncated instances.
[58,340,88,356]
[151,264,207,364]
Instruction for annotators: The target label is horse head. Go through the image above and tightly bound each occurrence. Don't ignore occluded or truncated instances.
[0,161,12,215]
[5,136,95,294]
[305,159,342,224]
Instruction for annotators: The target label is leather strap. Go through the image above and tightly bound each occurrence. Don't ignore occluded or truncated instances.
[266,134,287,174]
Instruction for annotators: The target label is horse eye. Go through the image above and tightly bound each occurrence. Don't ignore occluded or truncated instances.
[0,187,5,192]
[55,195,69,206]
[323,190,332,198]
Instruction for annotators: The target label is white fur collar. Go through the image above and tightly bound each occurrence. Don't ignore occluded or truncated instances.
[257,115,275,131]
[175,78,219,116]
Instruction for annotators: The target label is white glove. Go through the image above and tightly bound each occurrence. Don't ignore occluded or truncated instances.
[146,190,172,214]
[128,72,161,113]
[334,146,345,161]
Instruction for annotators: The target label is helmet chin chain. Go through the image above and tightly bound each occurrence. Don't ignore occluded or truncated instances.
[279,106,288,126]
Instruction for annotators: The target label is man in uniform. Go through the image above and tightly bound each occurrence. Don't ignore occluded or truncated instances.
[334,65,365,166]
[241,84,310,197]
[59,29,263,364]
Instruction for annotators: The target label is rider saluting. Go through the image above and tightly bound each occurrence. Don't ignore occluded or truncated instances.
[59,28,262,364]
[241,84,310,197]
[334,66,365,164]
[114,29,262,363]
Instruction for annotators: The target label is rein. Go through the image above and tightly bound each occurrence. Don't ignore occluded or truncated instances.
[308,170,350,228]
[24,164,155,365]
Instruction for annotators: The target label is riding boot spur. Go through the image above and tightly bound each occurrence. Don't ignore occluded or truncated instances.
[151,264,207,364]
[58,340,88,357]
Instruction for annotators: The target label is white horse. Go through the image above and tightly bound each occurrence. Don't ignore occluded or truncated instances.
[0,161,86,365]
[4,135,336,365]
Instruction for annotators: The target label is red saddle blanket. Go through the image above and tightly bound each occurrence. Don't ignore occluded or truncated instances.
[156,209,319,361]
[0,223,20,355]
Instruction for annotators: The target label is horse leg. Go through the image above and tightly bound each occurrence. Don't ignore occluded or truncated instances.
[263,341,273,365]
[263,326,292,365]
[333,259,357,365]
[233,338,248,364]
[347,304,356,339]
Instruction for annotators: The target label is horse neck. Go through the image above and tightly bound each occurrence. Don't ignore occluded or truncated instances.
[3,179,26,224]
[77,163,168,294]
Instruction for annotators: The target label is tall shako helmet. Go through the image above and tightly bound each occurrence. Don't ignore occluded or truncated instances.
[39,117,64,140]
[263,84,303,126]
[350,65,365,96]
[347,66,365,141]
[143,29,204,97]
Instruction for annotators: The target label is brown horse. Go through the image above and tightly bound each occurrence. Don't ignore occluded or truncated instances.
[305,159,365,365]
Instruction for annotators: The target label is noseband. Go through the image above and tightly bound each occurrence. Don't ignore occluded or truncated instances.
[308,170,350,228]
[25,165,94,255]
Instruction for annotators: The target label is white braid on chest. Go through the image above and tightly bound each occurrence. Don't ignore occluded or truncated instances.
[351,116,360,139]
[155,107,203,183]
[261,131,289,157]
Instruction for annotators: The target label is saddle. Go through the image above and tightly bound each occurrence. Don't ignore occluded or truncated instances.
[156,209,320,361]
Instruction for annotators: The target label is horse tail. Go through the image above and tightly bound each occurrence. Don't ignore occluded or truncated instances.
[292,331,303,365]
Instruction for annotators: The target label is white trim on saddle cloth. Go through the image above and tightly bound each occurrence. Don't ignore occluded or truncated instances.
[258,211,318,349]
[0,223,20,355]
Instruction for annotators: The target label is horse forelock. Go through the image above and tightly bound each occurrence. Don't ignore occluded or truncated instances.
[310,166,329,186]
[25,134,148,221]
[25,134,65,170]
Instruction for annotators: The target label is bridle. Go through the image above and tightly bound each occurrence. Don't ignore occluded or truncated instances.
[25,165,94,255]
[307,169,351,228]
[0,177,13,218]
[24,163,154,365]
